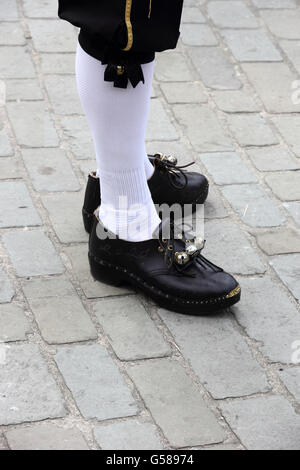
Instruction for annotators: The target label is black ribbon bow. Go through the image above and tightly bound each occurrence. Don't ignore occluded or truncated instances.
[104,63,145,89]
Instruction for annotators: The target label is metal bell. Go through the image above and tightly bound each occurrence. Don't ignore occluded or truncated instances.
[186,244,198,256]
[175,251,190,265]
[167,155,178,165]
[194,237,205,250]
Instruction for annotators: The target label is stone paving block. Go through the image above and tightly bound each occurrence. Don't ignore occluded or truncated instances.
[64,245,132,298]
[212,90,260,113]
[200,152,257,185]
[272,116,300,157]
[280,40,300,75]
[189,47,241,90]
[0,46,35,79]
[0,344,66,425]
[221,184,286,227]
[280,369,300,402]
[40,53,76,75]
[0,267,14,304]
[252,0,296,7]
[201,443,244,451]
[227,114,278,147]
[160,81,207,104]
[208,1,259,28]
[159,310,269,399]
[3,230,65,277]
[232,276,300,363]
[0,158,22,179]
[247,146,299,172]
[284,201,300,226]
[222,30,282,62]
[0,131,13,157]
[55,344,139,420]
[45,75,83,115]
[256,228,300,255]
[261,9,300,39]
[93,296,171,361]
[220,395,300,450]
[5,423,89,450]
[6,79,43,101]
[243,63,300,113]
[265,171,300,201]
[41,193,88,243]
[60,115,94,160]
[147,99,179,141]
[23,0,57,18]
[94,420,164,450]
[182,7,206,23]
[0,435,7,450]
[0,23,25,45]
[204,220,265,274]
[28,19,77,52]
[154,52,195,82]
[203,186,229,220]
[181,24,218,46]
[23,276,97,344]
[270,254,300,300]
[7,102,59,147]
[22,148,80,192]
[173,104,233,152]
[0,0,19,20]
[0,181,41,228]
[128,359,225,448]
[0,304,31,342]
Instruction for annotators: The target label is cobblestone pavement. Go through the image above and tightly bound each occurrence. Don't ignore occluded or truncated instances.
[0,0,300,451]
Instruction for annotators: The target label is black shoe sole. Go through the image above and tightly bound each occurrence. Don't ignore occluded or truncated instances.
[88,252,241,316]
[82,183,210,235]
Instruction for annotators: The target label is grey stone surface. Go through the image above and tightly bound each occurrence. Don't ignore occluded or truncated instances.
[272,115,300,157]
[221,395,300,450]
[23,0,57,18]
[60,115,95,160]
[243,63,300,113]
[208,1,258,28]
[5,423,89,450]
[159,310,269,399]
[200,152,257,185]
[41,192,88,243]
[0,0,19,20]
[252,0,296,7]
[212,90,260,113]
[94,420,164,450]
[6,79,43,101]
[280,40,300,75]
[0,304,31,342]
[232,276,300,363]
[128,359,225,447]
[28,19,77,52]
[0,158,22,179]
[45,75,83,115]
[246,146,299,172]
[256,228,300,255]
[155,52,195,82]
[0,344,66,425]
[0,130,14,157]
[284,201,300,226]
[7,102,59,147]
[261,9,300,39]
[161,81,207,104]
[227,114,278,147]
[204,220,265,274]
[270,254,300,300]
[182,7,206,23]
[3,230,65,277]
[55,344,139,420]
[0,181,41,228]
[265,172,300,201]
[40,53,76,75]
[280,368,300,402]
[0,47,35,79]
[64,244,132,298]
[147,99,179,141]
[173,104,233,152]
[94,297,171,361]
[203,186,229,219]
[221,184,286,227]
[0,23,25,45]
[189,47,242,89]
[22,148,80,192]
[181,23,218,46]
[222,30,282,62]
[23,277,97,344]
[0,267,14,303]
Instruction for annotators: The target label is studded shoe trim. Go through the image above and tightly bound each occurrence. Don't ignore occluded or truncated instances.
[226,285,241,299]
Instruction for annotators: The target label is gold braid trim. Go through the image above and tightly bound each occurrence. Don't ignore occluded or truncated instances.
[122,0,134,51]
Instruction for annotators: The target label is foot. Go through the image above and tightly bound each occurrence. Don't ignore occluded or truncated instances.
[89,213,241,315]
[82,153,209,233]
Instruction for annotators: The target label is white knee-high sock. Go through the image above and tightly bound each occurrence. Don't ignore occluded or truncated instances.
[76,43,159,241]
